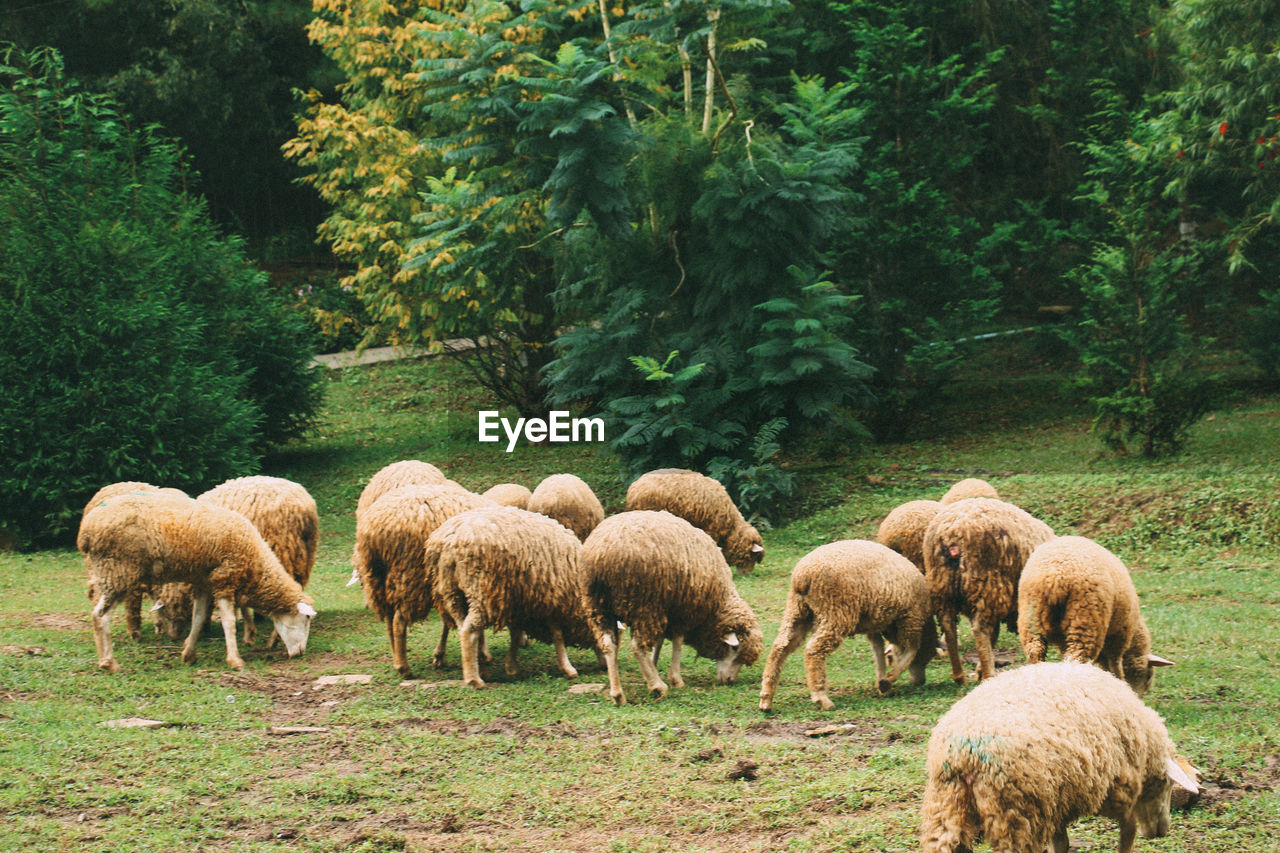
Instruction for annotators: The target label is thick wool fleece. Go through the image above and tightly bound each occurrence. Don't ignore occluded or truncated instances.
[198,476,318,587]
[923,498,1054,683]
[481,483,532,509]
[79,493,310,617]
[355,460,448,519]
[81,482,190,640]
[876,500,944,573]
[1018,535,1157,694]
[527,473,604,542]
[581,510,762,666]
[920,661,1186,853]
[939,477,999,505]
[759,540,935,709]
[623,468,763,571]
[428,506,595,684]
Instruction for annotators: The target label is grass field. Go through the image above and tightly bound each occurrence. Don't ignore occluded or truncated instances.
[2,345,1278,852]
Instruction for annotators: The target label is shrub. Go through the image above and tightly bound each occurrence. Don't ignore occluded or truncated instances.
[0,46,321,545]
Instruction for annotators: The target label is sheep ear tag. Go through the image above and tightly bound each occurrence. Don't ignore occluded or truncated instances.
[1147,654,1175,667]
[723,632,739,647]
[297,602,317,618]
[1166,756,1199,793]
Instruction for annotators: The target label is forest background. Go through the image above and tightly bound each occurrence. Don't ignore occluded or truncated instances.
[2,0,1279,545]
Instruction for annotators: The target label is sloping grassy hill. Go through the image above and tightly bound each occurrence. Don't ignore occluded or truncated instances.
[2,348,1277,852]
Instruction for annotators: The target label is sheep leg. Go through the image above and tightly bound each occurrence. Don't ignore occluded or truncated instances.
[389,610,412,678]
[666,634,684,688]
[1117,818,1137,853]
[632,635,668,698]
[1049,826,1070,853]
[970,615,999,681]
[480,630,493,665]
[458,611,486,688]
[939,609,966,685]
[432,618,451,669]
[181,592,212,665]
[759,609,808,711]
[599,629,625,706]
[651,639,663,665]
[551,627,578,679]
[505,629,523,676]
[123,589,144,641]
[91,594,122,674]
[803,625,844,711]
[216,596,246,670]
[240,605,256,646]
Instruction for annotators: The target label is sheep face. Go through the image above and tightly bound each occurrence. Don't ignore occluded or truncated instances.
[725,526,765,572]
[270,601,316,657]
[1134,777,1175,839]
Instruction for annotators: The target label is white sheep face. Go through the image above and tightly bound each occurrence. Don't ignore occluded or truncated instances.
[715,636,744,684]
[271,603,314,657]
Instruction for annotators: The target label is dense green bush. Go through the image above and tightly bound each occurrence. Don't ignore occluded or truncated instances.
[0,46,322,546]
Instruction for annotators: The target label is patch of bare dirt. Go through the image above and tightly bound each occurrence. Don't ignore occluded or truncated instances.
[374,716,591,742]
[744,718,895,749]
[2,612,87,631]
[213,670,344,726]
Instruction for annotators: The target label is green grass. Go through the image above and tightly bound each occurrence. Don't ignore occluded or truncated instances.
[2,347,1278,851]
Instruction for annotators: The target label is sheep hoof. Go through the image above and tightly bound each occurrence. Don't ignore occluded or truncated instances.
[396,665,413,679]
[127,629,142,642]
[610,691,626,707]
[181,648,198,665]
[649,683,668,699]
[99,660,121,674]
[669,677,685,689]
[877,679,894,696]
[562,665,579,679]
[465,677,485,689]
[813,696,835,711]
[952,673,967,686]
[227,656,245,671]
[758,697,773,712]
[504,663,520,677]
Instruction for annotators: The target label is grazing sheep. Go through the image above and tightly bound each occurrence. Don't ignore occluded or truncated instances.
[876,499,943,573]
[923,497,1054,684]
[79,493,315,672]
[527,473,604,542]
[352,484,495,677]
[355,460,449,519]
[581,510,763,706]
[758,540,936,711]
[920,661,1199,853]
[81,482,189,641]
[1018,535,1174,696]
[198,475,319,646]
[481,483,532,509]
[939,477,999,504]
[428,505,597,687]
[624,468,764,572]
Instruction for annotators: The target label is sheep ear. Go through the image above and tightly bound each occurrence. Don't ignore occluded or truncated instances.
[750,544,764,554]
[150,601,165,612]
[1166,756,1199,793]
[297,601,317,618]
[346,570,360,588]
[616,621,627,632]
[1147,654,1175,667]
[723,632,739,647]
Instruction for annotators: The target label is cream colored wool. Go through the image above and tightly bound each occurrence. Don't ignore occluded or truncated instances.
[1018,535,1168,695]
[580,510,763,706]
[428,506,596,687]
[81,482,190,641]
[78,493,314,672]
[922,497,1054,684]
[481,482,532,509]
[198,476,318,587]
[759,540,936,711]
[527,473,604,542]
[355,460,448,519]
[920,661,1197,853]
[624,468,764,571]
[939,477,999,504]
[351,484,494,677]
[876,500,944,572]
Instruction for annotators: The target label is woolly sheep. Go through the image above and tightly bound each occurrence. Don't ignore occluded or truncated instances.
[197,475,319,646]
[1018,535,1174,695]
[758,540,936,711]
[355,460,449,519]
[624,468,764,572]
[876,499,943,573]
[923,497,1054,684]
[527,473,604,542]
[428,505,598,687]
[79,492,315,672]
[481,483,532,509]
[352,484,495,677]
[81,481,189,641]
[581,510,763,706]
[920,661,1198,853]
[939,477,999,504]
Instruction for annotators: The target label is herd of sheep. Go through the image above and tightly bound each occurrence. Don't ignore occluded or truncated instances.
[75,466,1199,852]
